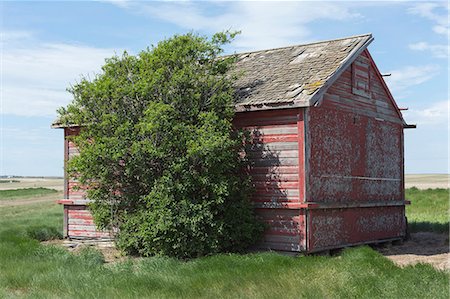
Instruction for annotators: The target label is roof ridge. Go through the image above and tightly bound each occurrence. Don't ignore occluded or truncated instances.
[225,33,373,57]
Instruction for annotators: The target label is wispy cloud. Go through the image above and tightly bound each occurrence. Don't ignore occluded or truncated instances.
[403,100,449,126]
[408,2,449,36]
[2,31,118,117]
[384,65,440,97]
[96,0,131,9]
[409,42,448,59]
[111,1,361,51]
[407,2,448,58]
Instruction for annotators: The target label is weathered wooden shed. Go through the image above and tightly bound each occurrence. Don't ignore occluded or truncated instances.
[53,34,415,253]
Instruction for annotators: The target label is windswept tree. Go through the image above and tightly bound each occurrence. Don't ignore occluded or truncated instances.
[58,32,263,258]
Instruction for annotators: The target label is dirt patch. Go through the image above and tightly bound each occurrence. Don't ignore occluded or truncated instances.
[376,232,449,271]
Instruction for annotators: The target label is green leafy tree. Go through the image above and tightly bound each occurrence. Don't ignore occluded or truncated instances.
[57,32,263,258]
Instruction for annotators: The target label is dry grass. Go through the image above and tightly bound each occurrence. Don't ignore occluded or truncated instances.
[405,174,449,189]
[0,178,63,191]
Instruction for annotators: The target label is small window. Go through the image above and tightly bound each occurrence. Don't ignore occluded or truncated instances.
[352,56,371,98]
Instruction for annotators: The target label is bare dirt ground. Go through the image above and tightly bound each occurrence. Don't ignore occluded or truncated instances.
[0,178,64,191]
[375,232,449,271]
[405,174,449,190]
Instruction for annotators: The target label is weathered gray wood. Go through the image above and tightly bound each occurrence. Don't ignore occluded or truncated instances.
[246,126,298,135]
[248,157,299,166]
[247,149,298,159]
[68,225,97,232]
[247,142,298,152]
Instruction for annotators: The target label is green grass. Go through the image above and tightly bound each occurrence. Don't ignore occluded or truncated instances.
[0,180,20,183]
[0,188,58,200]
[406,188,449,233]
[0,191,448,298]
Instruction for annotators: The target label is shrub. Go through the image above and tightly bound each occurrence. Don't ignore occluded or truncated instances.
[58,32,264,258]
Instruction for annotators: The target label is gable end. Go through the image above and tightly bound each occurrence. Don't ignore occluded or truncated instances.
[316,49,406,126]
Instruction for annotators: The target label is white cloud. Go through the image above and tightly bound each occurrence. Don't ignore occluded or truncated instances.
[2,34,118,117]
[119,1,360,51]
[384,65,440,96]
[409,42,448,59]
[403,100,450,126]
[407,2,448,58]
[96,0,131,9]
[408,2,449,36]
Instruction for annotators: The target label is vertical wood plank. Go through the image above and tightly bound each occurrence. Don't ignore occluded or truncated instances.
[63,206,68,238]
[64,128,69,200]
[297,109,305,203]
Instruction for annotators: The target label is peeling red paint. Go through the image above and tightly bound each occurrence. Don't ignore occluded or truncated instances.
[56,49,408,252]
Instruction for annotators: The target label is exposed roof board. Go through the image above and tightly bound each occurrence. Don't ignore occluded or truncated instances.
[232,34,374,111]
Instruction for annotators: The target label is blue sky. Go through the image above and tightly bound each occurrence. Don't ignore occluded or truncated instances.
[1,0,448,176]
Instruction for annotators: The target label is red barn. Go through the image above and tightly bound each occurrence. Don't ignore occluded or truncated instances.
[53,34,415,253]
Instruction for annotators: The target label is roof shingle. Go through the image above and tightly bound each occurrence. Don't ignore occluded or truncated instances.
[232,34,373,110]
[53,34,374,127]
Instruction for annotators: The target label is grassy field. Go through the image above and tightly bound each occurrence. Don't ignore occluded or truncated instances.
[0,188,58,200]
[406,188,449,233]
[0,188,448,298]
[0,179,20,183]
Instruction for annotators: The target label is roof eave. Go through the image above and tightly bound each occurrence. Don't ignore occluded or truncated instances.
[51,122,81,129]
[235,101,310,113]
[51,123,64,129]
[404,124,417,129]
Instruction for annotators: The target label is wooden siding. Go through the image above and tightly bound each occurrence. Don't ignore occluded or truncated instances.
[234,108,306,252]
[305,49,406,251]
[307,50,403,203]
[62,127,110,239]
[66,205,110,239]
[323,50,403,124]
[307,206,406,252]
[65,127,84,201]
[307,108,403,203]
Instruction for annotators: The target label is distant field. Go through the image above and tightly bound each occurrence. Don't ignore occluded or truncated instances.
[0,178,64,191]
[405,174,449,189]
[0,188,58,200]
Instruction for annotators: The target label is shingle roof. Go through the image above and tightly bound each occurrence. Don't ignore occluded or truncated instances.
[53,34,374,128]
[232,34,373,111]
